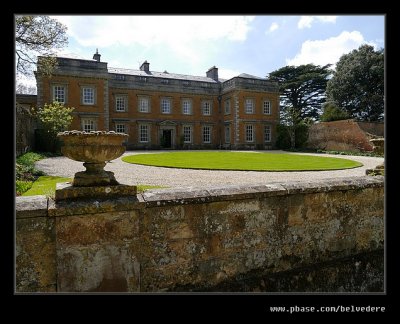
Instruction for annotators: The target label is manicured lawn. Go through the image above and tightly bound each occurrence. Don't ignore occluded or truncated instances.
[21,176,165,197]
[122,151,363,171]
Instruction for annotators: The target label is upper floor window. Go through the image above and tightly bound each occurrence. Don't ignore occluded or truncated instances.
[53,85,66,104]
[263,100,271,115]
[202,101,212,116]
[246,124,254,142]
[115,124,126,134]
[245,98,254,114]
[138,97,150,113]
[224,99,231,114]
[115,96,127,112]
[82,87,95,105]
[182,99,192,115]
[161,98,171,114]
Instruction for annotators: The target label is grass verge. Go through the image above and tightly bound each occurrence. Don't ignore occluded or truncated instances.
[21,176,165,197]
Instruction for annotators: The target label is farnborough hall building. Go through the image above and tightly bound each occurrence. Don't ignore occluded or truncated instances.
[35,51,280,150]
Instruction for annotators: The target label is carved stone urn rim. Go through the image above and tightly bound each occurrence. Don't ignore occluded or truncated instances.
[57,130,128,137]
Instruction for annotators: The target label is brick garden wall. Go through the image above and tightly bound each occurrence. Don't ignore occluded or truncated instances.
[16,176,384,292]
[307,119,384,152]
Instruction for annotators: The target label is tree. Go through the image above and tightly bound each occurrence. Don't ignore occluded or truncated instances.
[326,44,384,122]
[268,64,332,148]
[16,82,37,95]
[37,102,74,152]
[15,15,68,77]
[320,102,350,122]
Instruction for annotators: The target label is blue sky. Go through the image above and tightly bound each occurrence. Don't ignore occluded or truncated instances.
[22,15,384,85]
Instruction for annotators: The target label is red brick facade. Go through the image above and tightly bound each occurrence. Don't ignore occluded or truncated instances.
[35,53,280,149]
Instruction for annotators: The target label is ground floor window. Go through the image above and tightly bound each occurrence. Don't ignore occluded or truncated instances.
[264,125,271,142]
[202,126,211,143]
[225,125,231,143]
[82,119,96,132]
[245,124,254,142]
[139,124,150,142]
[183,126,192,143]
[115,123,126,134]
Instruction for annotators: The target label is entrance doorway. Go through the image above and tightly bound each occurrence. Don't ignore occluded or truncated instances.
[161,129,172,148]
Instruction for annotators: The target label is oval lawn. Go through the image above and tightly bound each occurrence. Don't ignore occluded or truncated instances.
[122,151,363,171]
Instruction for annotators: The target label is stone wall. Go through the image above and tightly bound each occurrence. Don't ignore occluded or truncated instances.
[307,119,384,152]
[16,94,38,156]
[16,176,384,292]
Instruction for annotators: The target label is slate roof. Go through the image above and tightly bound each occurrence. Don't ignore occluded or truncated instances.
[108,67,219,83]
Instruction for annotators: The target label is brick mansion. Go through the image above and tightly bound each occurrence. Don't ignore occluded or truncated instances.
[35,50,280,149]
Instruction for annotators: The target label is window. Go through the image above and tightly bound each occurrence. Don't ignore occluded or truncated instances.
[116,96,127,112]
[203,126,211,143]
[245,99,254,114]
[263,100,271,115]
[82,119,96,132]
[183,126,192,143]
[115,124,126,134]
[139,124,150,142]
[138,97,149,113]
[82,87,94,105]
[224,99,231,114]
[225,126,231,143]
[182,100,192,115]
[264,125,271,142]
[161,98,171,114]
[115,74,125,81]
[53,85,66,104]
[246,125,254,142]
[202,101,211,116]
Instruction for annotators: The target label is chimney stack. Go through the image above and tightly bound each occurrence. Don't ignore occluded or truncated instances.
[206,66,218,81]
[93,48,101,62]
[140,61,150,73]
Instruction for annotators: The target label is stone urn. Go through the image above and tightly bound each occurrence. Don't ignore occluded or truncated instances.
[366,138,384,176]
[370,138,384,155]
[57,130,128,187]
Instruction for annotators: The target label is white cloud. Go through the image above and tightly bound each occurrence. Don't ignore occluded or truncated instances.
[218,68,242,80]
[298,16,337,29]
[267,22,279,33]
[286,30,375,68]
[52,16,255,64]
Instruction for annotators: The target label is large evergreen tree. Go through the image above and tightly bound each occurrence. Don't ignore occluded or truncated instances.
[326,44,384,121]
[268,64,332,148]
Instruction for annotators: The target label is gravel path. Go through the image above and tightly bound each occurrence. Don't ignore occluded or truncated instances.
[35,150,384,190]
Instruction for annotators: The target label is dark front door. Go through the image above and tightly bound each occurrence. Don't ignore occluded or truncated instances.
[162,130,172,148]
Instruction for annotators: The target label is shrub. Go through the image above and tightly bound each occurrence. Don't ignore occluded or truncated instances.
[16,180,33,195]
[276,124,309,149]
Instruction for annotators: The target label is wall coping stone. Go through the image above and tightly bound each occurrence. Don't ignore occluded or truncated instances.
[16,195,48,219]
[16,176,384,217]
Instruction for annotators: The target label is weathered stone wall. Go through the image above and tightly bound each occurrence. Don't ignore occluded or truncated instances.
[307,120,384,152]
[15,176,384,292]
[16,94,38,156]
